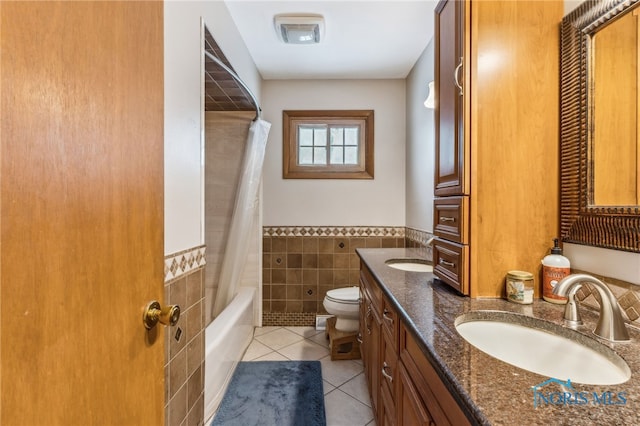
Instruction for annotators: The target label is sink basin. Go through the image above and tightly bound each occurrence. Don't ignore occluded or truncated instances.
[455,311,631,385]
[385,258,433,272]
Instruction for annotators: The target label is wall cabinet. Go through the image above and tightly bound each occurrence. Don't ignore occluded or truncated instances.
[360,263,470,426]
[433,0,563,297]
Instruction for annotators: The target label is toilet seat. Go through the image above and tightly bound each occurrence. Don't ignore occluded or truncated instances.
[325,286,359,305]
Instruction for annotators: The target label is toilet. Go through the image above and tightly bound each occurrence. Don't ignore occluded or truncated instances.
[323,286,360,332]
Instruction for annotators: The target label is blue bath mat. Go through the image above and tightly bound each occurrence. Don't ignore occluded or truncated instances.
[211,360,326,426]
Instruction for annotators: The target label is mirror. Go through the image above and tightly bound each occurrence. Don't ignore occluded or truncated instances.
[590,3,640,206]
[561,0,640,252]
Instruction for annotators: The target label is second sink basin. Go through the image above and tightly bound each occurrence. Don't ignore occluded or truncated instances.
[455,311,631,385]
[385,258,433,272]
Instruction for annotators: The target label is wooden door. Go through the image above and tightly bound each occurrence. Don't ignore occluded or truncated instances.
[1,2,165,425]
[434,0,467,197]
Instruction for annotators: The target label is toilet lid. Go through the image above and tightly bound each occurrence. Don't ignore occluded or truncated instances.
[325,286,360,304]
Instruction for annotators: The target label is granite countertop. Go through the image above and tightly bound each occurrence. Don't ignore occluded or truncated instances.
[356,248,640,426]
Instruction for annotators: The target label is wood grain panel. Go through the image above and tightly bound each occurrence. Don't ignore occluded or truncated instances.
[1,2,164,424]
[470,1,562,297]
[592,10,638,205]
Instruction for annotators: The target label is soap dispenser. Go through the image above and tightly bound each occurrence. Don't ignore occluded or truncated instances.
[541,238,570,304]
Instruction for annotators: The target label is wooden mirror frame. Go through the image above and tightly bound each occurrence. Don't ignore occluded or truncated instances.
[560,0,640,252]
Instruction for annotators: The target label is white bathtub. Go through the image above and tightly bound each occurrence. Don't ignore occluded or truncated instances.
[204,286,255,424]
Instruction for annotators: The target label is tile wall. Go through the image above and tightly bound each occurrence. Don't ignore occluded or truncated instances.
[573,269,640,326]
[262,226,433,326]
[164,246,207,426]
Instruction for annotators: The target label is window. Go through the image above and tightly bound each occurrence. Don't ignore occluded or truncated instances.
[283,110,374,179]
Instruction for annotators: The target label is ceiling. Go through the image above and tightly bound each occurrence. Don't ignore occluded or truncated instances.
[224,0,437,80]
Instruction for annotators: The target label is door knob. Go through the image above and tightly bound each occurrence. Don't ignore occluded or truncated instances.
[143,301,180,330]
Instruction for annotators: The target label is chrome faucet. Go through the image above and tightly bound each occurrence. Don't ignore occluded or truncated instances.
[553,274,630,342]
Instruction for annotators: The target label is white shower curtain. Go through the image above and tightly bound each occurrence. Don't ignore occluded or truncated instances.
[212,118,271,318]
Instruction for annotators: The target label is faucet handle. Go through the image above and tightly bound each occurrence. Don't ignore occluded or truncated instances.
[554,273,630,342]
[563,284,583,328]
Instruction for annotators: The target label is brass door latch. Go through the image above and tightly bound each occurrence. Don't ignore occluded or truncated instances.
[143,301,180,330]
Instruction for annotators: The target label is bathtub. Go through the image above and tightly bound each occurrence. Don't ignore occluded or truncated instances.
[204,286,256,424]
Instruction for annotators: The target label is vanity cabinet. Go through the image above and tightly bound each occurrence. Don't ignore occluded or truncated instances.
[360,262,470,426]
[433,0,563,297]
[360,266,382,417]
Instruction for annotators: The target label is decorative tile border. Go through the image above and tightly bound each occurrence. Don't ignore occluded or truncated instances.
[164,245,206,282]
[573,268,640,324]
[405,227,434,247]
[263,226,405,238]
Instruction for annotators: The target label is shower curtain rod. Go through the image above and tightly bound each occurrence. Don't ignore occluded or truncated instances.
[204,50,262,121]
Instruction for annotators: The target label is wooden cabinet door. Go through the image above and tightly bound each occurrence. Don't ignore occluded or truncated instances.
[1,2,165,425]
[435,0,467,196]
[398,363,433,426]
[368,305,382,418]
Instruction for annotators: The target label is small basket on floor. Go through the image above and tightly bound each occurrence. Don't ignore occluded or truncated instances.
[325,316,361,361]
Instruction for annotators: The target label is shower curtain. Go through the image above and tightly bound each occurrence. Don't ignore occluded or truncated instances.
[212,118,271,318]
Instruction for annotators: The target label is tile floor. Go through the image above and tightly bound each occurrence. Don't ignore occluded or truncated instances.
[242,326,376,426]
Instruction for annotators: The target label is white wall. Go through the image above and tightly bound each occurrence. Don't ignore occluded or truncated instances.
[164,0,262,254]
[405,40,434,232]
[262,79,406,226]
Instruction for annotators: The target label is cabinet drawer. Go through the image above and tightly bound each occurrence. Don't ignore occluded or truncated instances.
[360,264,382,315]
[434,196,468,244]
[381,295,399,350]
[433,239,469,295]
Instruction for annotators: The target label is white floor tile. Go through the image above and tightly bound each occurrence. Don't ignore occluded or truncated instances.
[338,373,370,407]
[278,339,330,361]
[254,351,289,361]
[286,326,323,338]
[244,324,374,424]
[253,326,281,337]
[319,356,364,387]
[323,379,336,395]
[254,327,303,350]
[308,330,331,348]
[324,389,374,426]
[241,340,273,361]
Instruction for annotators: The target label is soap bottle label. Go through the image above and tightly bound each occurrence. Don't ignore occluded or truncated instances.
[543,266,570,303]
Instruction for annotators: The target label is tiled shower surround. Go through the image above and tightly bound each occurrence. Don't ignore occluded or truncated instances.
[262,226,433,326]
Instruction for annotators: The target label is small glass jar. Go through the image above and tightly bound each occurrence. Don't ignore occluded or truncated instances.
[506,270,534,304]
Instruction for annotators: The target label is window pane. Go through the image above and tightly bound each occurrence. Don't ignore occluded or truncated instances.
[330,147,344,164]
[344,127,359,145]
[313,147,327,164]
[299,127,314,146]
[330,128,344,146]
[314,128,327,147]
[299,147,313,164]
[345,146,359,164]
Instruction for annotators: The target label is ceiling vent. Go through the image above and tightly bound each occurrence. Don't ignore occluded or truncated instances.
[274,14,324,45]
